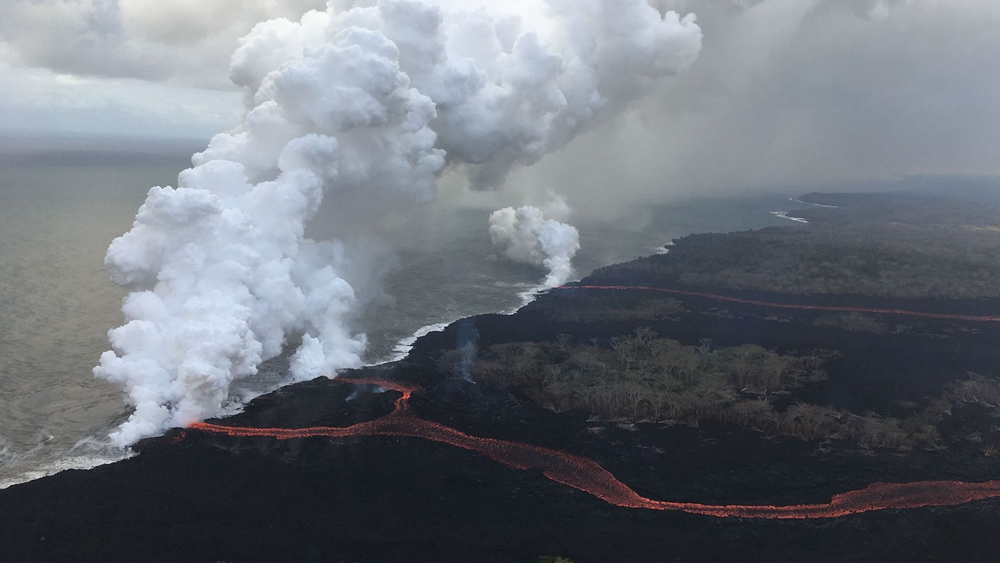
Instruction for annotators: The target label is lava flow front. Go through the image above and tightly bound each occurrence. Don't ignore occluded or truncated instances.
[190,378,1000,520]
[563,285,1000,322]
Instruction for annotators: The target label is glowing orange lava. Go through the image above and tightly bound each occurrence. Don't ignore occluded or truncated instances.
[563,285,1000,322]
[190,378,1000,520]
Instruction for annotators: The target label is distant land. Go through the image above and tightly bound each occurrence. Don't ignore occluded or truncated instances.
[3,190,1000,562]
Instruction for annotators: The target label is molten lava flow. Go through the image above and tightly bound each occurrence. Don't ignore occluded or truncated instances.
[563,285,1000,322]
[190,378,1000,520]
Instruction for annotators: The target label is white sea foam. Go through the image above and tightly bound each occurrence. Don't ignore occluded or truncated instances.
[789,197,840,209]
[375,273,562,367]
[374,321,453,365]
[771,211,809,224]
[0,436,132,490]
[514,284,550,312]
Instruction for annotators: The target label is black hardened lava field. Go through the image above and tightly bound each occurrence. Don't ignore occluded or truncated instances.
[4,192,1000,562]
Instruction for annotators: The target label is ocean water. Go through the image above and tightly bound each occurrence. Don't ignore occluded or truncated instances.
[0,145,808,486]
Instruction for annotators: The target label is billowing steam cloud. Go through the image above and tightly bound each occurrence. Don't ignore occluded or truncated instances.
[95,0,702,446]
[489,196,581,288]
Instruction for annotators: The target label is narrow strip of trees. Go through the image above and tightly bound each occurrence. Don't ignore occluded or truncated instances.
[451,331,1000,451]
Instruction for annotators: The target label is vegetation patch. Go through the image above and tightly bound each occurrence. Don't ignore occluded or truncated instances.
[813,313,890,334]
[588,193,1000,299]
[451,331,1000,451]
[589,222,1000,299]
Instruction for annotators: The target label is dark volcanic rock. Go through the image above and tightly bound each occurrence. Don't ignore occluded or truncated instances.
[3,288,1000,563]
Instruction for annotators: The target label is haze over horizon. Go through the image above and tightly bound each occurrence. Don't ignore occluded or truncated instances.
[1,0,998,210]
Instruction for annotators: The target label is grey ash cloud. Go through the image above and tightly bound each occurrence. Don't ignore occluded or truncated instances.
[504,0,1000,215]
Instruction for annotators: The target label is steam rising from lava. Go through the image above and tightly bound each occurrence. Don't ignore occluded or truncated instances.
[489,198,581,288]
[95,0,703,447]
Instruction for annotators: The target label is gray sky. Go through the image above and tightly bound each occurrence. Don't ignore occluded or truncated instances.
[502,0,1000,214]
[0,0,326,138]
[2,0,998,206]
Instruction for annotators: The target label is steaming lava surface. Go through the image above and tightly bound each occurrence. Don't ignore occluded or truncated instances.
[4,279,1000,562]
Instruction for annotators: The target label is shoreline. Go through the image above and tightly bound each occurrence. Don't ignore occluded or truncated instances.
[5,225,1000,560]
[5,275,1000,561]
[0,278,556,490]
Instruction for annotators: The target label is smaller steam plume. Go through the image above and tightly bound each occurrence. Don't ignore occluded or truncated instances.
[489,195,580,288]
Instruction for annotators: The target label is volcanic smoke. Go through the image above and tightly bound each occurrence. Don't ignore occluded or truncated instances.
[95,0,703,446]
[489,197,581,288]
[191,378,1000,519]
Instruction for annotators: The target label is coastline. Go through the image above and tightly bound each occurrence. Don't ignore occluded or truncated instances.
[4,274,1000,561]
[6,191,1000,562]
[0,278,556,490]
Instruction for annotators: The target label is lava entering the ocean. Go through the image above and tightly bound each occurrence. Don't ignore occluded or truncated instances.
[190,378,1000,520]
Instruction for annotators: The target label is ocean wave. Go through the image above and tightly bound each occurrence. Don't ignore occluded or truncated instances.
[789,197,840,209]
[513,284,548,312]
[373,321,454,366]
[0,435,131,490]
[371,279,556,367]
[771,211,809,224]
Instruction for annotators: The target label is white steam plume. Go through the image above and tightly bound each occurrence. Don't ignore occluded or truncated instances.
[489,200,581,288]
[96,0,702,446]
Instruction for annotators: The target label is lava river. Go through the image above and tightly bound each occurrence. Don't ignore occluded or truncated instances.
[190,378,1000,520]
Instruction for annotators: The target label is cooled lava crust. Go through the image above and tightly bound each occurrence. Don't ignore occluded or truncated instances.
[3,285,1000,562]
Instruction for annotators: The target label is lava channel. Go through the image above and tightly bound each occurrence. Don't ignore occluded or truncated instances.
[562,285,1000,322]
[190,378,1000,520]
